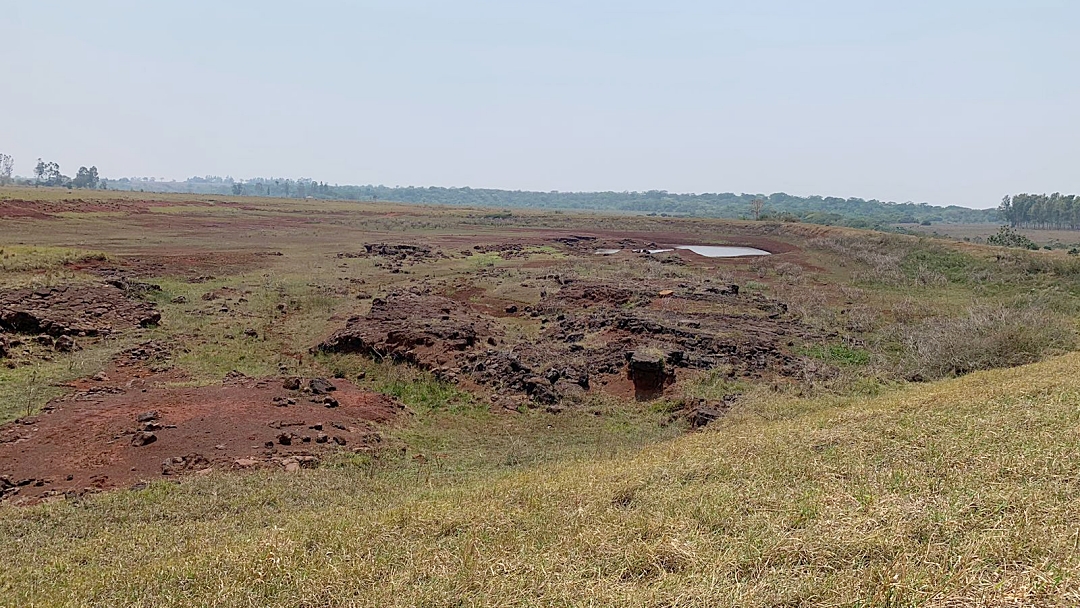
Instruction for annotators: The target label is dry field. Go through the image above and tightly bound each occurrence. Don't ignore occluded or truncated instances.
[901,222,1080,246]
[2,187,1080,606]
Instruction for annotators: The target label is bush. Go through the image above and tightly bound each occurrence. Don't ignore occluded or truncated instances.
[986,226,1039,250]
[901,302,1075,380]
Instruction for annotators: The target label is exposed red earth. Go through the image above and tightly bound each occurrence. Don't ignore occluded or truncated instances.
[0,371,401,504]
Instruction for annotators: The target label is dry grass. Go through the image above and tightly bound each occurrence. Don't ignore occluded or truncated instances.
[3,353,1080,606]
[900,300,1076,380]
[4,189,1080,605]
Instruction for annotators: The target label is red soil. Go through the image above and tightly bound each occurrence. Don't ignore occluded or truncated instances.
[0,372,402,505]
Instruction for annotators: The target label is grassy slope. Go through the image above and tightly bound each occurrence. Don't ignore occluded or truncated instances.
[3,353,1080,607]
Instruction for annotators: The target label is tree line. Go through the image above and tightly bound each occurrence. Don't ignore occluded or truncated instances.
[33,159,102,189]
[998,194,1080,230]
[0,151,1007,229]
[0,153,105,189]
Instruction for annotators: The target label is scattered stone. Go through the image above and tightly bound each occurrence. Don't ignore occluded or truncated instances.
[315,433,329,444]
[131,431,157,447]
[282,377,302,390]
[92,371,109,382]
[136,410,159,423]
[332,436,347,446]
[276,432,293,446]
[688,406,724,429]
[54,335,76,352]
[309,377,336,395]
[243,328,258,338]
[171,295,188,304]
[234,458,259,469]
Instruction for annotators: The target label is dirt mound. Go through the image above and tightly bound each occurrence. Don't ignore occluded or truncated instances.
[0,202,52,219]
[0,283,160,339]
[319,289,501,364]
[337,244,449,273]
[0,374,402,504]
[66,252,268,282]
[318,280,827,408]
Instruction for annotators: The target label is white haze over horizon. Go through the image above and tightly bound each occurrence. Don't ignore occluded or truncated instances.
[2,1,1078,210]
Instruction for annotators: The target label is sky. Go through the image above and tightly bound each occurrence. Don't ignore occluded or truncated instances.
[1,1,1077,209]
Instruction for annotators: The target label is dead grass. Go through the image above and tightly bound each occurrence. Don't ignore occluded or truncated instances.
[899,300,1076,380]
[3,353,1080,606]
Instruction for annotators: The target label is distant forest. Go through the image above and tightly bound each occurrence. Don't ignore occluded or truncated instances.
[998,194,1080,230]
[96,175,998,229]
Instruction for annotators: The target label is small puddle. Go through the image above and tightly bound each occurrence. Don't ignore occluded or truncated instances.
[594,249,621,255]
[675,245,770,258]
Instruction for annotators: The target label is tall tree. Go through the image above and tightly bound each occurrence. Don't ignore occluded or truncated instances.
[34,158,46,186]
[750,198,765,220]
[73,166,99,189]
[0,154,13,185]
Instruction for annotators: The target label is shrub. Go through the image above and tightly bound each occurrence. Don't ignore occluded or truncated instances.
[901,302,1075,380]
[986,226,1038,250]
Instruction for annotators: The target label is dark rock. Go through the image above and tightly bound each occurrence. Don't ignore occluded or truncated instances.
[136,410,160,423]
[277,433,293,446]
[309,377,336,395]
[332,436,347,446]
[131,431,157,447]
[688,406,724,429]
[54,335,76,352]
[627,349,674,401]
[170,295,188,304]
[282,377,301,390]
[315,433,329,444]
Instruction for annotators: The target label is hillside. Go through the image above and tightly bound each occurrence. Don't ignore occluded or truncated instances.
[2,353,1078,606]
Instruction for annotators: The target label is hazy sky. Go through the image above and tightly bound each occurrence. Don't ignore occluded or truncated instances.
[2,1,1077,208]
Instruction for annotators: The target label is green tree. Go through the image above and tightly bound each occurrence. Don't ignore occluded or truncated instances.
[72,166,99,189]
